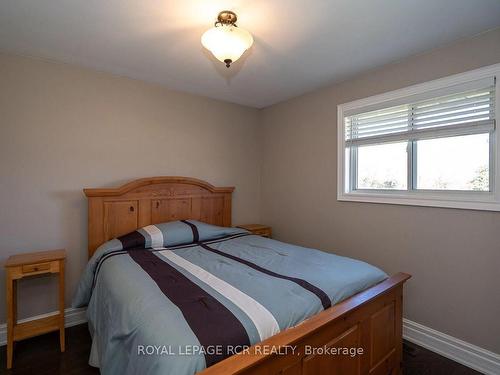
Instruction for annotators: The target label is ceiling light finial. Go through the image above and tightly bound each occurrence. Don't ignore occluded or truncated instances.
[216,10,238,26]
[201,11,253,68]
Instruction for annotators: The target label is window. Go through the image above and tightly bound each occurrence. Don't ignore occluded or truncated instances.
[356,142,408,190]
[338,64,500,211]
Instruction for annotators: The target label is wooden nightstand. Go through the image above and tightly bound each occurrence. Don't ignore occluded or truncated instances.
[4,249,66,369]
[237,224,272,238]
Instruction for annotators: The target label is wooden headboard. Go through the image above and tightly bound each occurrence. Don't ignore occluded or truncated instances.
[84,177,234,257]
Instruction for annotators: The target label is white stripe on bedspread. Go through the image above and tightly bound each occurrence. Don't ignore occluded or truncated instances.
[143,225,164,248]
[159,250,280,341]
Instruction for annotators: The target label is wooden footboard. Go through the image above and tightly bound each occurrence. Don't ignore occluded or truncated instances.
[201,273,411,375]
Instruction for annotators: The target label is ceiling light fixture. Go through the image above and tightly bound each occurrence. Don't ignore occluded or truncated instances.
[201,11,253,68]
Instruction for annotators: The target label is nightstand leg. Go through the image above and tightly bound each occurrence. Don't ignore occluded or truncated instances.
[12,280,17,326]
[58,261,65,352]
[6,276,15,369]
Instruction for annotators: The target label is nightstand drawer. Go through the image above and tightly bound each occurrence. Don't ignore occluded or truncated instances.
[254,229,271,237]
[7,259,60,280]
[236,224,272,238]
[22,262,51,275]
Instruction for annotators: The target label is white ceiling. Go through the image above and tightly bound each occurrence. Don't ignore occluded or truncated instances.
[1,1,499,108]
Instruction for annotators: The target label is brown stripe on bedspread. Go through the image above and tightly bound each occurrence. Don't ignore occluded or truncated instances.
[181,220,199,243]
[128,249,250,366]
[118,230,146,249]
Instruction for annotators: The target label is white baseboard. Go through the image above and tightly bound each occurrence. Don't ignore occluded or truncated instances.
[403,318,500,375]
[1,311,498,374]
[0,307,87,346]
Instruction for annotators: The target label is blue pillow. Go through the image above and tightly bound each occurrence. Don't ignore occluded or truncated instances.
[98,220,245,254]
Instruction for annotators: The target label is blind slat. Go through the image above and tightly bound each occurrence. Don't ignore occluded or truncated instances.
[413,94,493,116]
[354,124,409,137]
[354,108,409,122]
[353,112,409,126]
[351,119,409,133]
[413,99,493,119]
[414,109,493,128]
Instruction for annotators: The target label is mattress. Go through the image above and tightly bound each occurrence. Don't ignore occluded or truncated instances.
[73,220,387,375]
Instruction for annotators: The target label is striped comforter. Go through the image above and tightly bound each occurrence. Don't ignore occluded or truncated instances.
[73,221,387,375]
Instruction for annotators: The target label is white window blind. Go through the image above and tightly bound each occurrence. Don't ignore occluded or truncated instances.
[345,84,496,146]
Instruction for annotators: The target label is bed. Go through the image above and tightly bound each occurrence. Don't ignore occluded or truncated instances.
[74,176,410,375]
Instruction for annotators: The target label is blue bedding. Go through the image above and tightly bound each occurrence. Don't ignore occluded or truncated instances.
[73,220,387,375]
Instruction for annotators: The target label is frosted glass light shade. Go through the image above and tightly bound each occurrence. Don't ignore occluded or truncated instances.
[201,25,253,67]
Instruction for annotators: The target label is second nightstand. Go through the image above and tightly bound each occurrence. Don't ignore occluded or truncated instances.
[237,224,272,238]
[4,249,66,369]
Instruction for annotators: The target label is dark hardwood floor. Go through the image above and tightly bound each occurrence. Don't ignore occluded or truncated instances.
[0,324,482,375]
[402,341,482,375]
[0,324,98,375]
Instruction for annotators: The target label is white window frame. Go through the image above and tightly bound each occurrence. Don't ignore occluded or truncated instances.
[337,63,500,212]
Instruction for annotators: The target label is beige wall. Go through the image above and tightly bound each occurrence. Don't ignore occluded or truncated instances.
[260,28,500,353]
[0,53,261,322]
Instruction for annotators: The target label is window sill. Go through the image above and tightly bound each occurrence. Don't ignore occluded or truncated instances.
[338,192,500,212]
